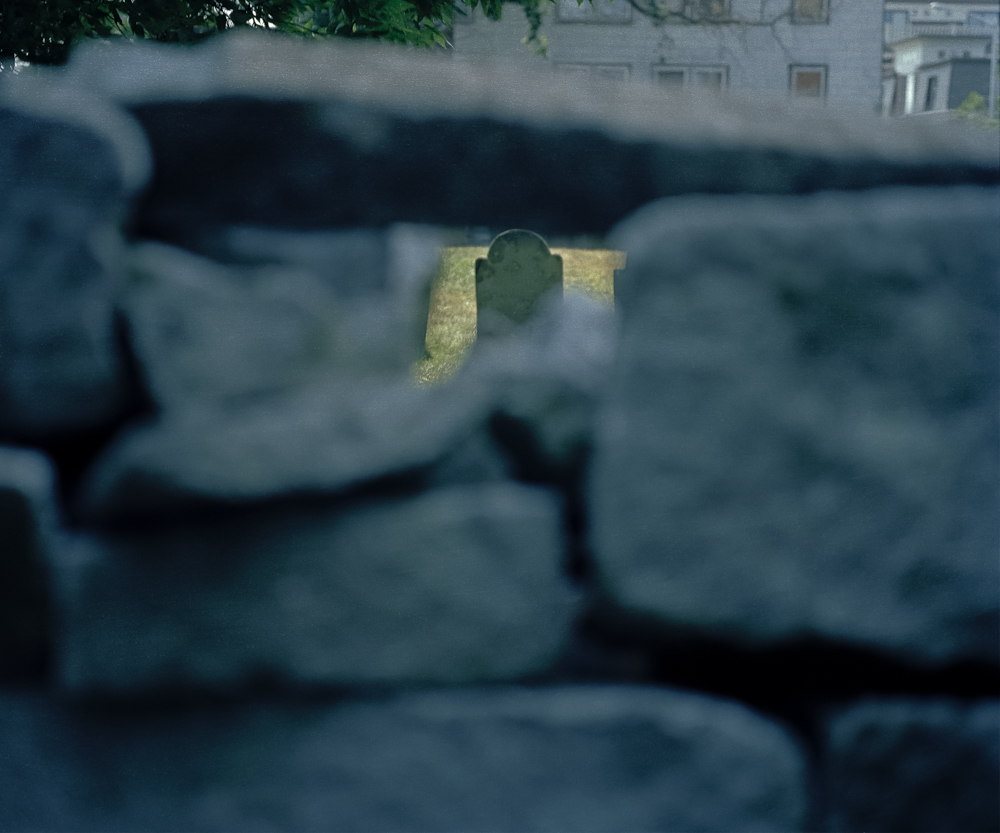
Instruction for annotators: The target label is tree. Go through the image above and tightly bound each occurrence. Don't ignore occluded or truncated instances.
[0,0,585,66]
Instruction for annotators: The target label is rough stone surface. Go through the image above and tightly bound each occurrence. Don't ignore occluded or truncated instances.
[591,186,1000,665]
[80,291,616,522]
[0,91,148,439]
[454,291,619,477]
[78,377,483,521]
[824,698,1000,832]
[0,685,807,832]
[48,32,999,246]
[211,223,443,371]
[124,242,344,411]
[123,236,438,413]
[0,447,56,675]
[475,229,563,335]
[56,484,573,693]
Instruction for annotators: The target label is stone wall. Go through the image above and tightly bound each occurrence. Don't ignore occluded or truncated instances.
[1,30,998,832]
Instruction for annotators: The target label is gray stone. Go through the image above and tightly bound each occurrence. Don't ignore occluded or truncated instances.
[475,230,563,336]
[80,292,616,522]
[0,446,56,674]
[56,484,573,693]
[78,377,482,522]
[0,89,149,438]
[55,32,997,246]
[124,242,342,410]
[123,232,442,413]
[456,291,619,474]
[591,186,999,665]
[824,698,1000,833]
[218,223,443,369]
[217,225,391,299]
[0,685,807,832]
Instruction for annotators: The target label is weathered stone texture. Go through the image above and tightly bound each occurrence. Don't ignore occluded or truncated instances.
[592,186,1000,664]
[78,378,475,521]
[824,698,1000,832]
[79,290,616,522]
[56,484,573,693]
[52,32,999,247]
[0,686,807,832]
[0,93,148,439]
[1,31,998,833]
[124,242,343,410]
[0,447,56,674]
[456,291,619,476]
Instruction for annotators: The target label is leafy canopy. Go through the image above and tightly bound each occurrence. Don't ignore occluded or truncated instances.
[0,0,592,65]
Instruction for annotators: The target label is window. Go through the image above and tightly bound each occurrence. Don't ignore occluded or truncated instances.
[685,0,730,21]
[653,65,729,91]
[967,11,1000,28]
[792,0,827,23]
[556,63,632,81]
[923,75,938,110]
[789,65,827,99]
[556,0,632,22]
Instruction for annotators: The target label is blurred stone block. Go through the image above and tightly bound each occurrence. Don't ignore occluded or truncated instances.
[125,242,343,410]
[591,186,999,665]
[0,446,56,676]
[0,90,149,439]
[56,484,573,693]
[0,685,807,831]
[78,377,476,522]
[56,31,998,245]
[455,291,619,477]
[123,231,441,413]
[209,223,442,372]
[824,698,1000,832]
[79,290,617,523]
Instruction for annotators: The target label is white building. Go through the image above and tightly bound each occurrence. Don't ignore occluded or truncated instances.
[882,0,999,115]
[451,0,884,111]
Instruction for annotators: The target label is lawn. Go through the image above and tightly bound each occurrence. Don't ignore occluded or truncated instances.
[415,246,625,384]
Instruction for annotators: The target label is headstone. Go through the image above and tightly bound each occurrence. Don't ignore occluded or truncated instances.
[475,230,562,336]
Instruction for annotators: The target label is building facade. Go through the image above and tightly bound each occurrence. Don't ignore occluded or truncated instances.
[882,0,999,115]
[451,0,884,111]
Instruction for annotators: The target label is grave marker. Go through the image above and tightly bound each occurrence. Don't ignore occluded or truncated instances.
[475,230,562,336]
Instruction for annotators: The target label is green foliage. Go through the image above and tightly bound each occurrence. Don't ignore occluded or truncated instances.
[0,0,574,65]
[955,90,999,129]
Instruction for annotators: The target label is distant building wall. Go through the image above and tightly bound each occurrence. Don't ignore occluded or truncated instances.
[947,56,992,105]
[451,0,883,110]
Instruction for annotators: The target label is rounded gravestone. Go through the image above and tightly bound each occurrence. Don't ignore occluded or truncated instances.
[475,230,562,336]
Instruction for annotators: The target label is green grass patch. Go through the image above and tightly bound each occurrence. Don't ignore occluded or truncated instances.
[414,246,624,385]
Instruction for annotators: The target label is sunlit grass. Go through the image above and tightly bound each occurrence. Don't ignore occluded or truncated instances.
[415,246,625,385]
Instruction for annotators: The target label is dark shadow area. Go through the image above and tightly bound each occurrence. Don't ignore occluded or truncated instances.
[123,98,1000,248]
[488,412,594,585]
[551,597,1000,749]
[18,312,158,525]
